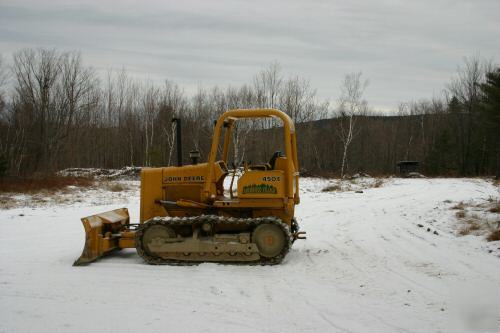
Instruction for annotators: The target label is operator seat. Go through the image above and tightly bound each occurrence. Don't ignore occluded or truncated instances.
[269,151,285,170]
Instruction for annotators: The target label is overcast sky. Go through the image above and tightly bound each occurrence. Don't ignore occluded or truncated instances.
[1,0,499,110]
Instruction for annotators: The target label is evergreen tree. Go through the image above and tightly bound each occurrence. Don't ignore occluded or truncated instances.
[479,68,500,176]
[427,129,455,175]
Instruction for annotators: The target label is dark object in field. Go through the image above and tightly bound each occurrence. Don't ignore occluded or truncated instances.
[396,161,421,177]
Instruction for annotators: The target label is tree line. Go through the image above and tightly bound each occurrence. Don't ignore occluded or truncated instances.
[0,48,498,178]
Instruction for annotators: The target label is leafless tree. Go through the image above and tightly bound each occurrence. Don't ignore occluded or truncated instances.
[141,82,160,166]
[161,80,185,166]
[446,55,493,174]
[0,54,7,91]
[11,48,62,172]
[336,72,369,178]
[56,52,98,165]
[2,47,498,178]
[280,76,318,122]
[0,54,8,118]
[253,62,283,129]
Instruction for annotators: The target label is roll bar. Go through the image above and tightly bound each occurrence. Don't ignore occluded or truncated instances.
[203,108,299,201]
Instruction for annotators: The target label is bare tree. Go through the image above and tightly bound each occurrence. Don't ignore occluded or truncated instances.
[337,72,369,178]
[55,51,98,167]
[0,55,10,175]
[12,48,62,172]
[161,80,185,166]
[225,85,255,165]
[142,82,161,166]
[253,62,283,129]
[4,47,497,178]
[0,54,7,93]
[0,55,4,113]
[447,56,493,174]
[280,76,318,122]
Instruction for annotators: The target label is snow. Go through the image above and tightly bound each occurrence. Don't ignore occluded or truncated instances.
[57,166,141,179]
[1,180,139,209]
[0,178,499,332]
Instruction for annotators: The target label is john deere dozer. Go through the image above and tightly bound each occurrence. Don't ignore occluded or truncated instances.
[74,108,305,266]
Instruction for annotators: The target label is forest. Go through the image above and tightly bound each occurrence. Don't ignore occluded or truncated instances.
[0,48,499,178]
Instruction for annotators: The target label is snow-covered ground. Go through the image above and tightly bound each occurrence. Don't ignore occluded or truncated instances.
[0,178,499,333]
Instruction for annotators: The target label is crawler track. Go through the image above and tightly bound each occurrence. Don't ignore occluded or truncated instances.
[135,215,292,266]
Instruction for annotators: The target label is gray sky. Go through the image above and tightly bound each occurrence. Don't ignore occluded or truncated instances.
[1,0,499,110]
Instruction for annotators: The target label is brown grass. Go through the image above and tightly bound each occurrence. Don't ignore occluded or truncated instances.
[486,230,500,242]
[458,228,469,236]
[489,203,500,213]
[105,182,127,192]
[373,179,384,188]
[0,176,94,193]
[455,211,466,219]
[468,222,481,231]
[451,202,465,210]
[322,184,341,192]
[0,195,16,209]
[458,221,481,236]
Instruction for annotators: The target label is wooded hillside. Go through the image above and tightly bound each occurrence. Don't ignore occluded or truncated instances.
[0,49,498,177]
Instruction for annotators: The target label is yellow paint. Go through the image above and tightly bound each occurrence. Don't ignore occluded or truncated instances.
[76,109,301,264]
[138,109,300,224]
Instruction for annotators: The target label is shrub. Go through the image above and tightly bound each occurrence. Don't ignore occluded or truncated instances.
[373,179,384,188]
[458,221,480,236]
[486,230,500,242]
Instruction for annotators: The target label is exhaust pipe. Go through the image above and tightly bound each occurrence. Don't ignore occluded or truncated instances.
[171,118,182,166]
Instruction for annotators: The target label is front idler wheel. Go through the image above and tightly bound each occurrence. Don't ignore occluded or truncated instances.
[252,223,286,258]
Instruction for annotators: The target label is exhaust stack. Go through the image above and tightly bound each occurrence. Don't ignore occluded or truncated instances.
[171,118,182,166]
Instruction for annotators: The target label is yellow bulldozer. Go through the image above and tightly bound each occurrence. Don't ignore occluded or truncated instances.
[74,108,305,266]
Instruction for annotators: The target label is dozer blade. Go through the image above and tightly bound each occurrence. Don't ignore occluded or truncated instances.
[74,208,130,266]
